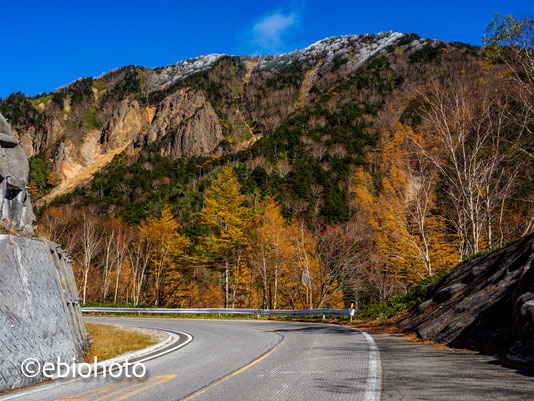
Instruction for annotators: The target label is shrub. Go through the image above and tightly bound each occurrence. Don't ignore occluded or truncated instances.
[357,272,448,319]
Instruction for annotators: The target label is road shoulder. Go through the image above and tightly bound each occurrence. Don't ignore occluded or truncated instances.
[372,333,534,401]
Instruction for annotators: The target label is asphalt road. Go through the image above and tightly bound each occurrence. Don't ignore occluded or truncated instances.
[1,317,533,401]
[0,318,381,401]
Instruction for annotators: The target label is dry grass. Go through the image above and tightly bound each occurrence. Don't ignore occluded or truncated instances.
[84,322,159,362]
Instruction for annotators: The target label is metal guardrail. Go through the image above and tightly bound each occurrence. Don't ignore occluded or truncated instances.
[81,307,352,317]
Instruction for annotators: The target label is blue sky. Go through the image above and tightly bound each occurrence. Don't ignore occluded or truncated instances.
[1,0,531,97]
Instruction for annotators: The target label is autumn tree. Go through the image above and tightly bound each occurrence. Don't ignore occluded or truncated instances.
[353,124,457,283]
[251,193,293,309]
[412,61,526,255]
[110,218,134,303]
[289,221,319,308]
[129,223,156,305]
[47,171,61,188]
[484,15,534,124]
[140,205,190,306]
[74,209,102,304]
[343,216,401,302]
[484,15,534,239]
[27,180,39,197]
[39,205,77,248]
[313,222,365,307]
[100,221,116,302]
[199,166,250,308]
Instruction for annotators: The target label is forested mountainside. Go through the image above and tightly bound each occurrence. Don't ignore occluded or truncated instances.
[2,23,532,310]
[2,31,473,219]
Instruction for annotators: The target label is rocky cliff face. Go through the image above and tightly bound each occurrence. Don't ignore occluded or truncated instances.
[131,89,223,158]
[99,99,156,151]
[399,234,534,367]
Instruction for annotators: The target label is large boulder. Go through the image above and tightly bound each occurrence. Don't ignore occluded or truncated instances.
[399,234,534,367]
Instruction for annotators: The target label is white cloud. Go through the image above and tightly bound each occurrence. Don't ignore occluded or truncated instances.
[252,12,297,51]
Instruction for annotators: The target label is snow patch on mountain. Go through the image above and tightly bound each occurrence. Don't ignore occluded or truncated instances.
[159,54,226,85]
[256,31,405,73]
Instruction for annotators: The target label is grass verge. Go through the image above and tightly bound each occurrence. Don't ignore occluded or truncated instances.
[84,322,160,362]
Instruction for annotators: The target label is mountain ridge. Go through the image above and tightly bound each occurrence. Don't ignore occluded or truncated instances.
[48,31,408,95]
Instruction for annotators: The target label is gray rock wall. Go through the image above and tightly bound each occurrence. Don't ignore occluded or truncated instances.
[0,113,34,235]
[0,235,89,391]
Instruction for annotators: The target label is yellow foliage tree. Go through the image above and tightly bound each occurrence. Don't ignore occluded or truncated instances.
[138,205,190,306]
[199,166,250,307]
[251,193,293,309]
[352,124,457,283]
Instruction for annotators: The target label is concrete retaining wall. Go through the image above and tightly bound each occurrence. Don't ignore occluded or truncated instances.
[0,235,89,391]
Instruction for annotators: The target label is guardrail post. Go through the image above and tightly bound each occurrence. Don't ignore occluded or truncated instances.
[349,306,355,322]
[218,313,221,318]
[257,313,260,319]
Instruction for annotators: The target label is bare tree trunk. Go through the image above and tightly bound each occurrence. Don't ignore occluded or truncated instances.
[101,233,114,302]
[249,267,253,308]
[225,260,229,308]
[113,267,121,303]
[82,271,89,305]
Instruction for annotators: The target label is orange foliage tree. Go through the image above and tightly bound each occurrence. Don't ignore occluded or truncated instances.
[352,124,457,283]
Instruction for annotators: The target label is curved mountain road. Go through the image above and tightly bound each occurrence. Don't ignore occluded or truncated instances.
[2,317,533,400]
[2,318,381,401]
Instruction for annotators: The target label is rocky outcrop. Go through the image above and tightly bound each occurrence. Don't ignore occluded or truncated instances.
[0,113,34,234]
[133,89,223,158]
[30,90,222,203]
[399,234,534,367]
[100,99,156,150]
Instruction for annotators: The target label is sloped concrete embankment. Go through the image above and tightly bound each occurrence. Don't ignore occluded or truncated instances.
[399,234,534,367]
[0,236,90,391]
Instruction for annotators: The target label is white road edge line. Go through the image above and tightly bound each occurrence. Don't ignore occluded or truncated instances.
[0,328,192,401]
[134,328,192,364]
[358,330,382,401]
